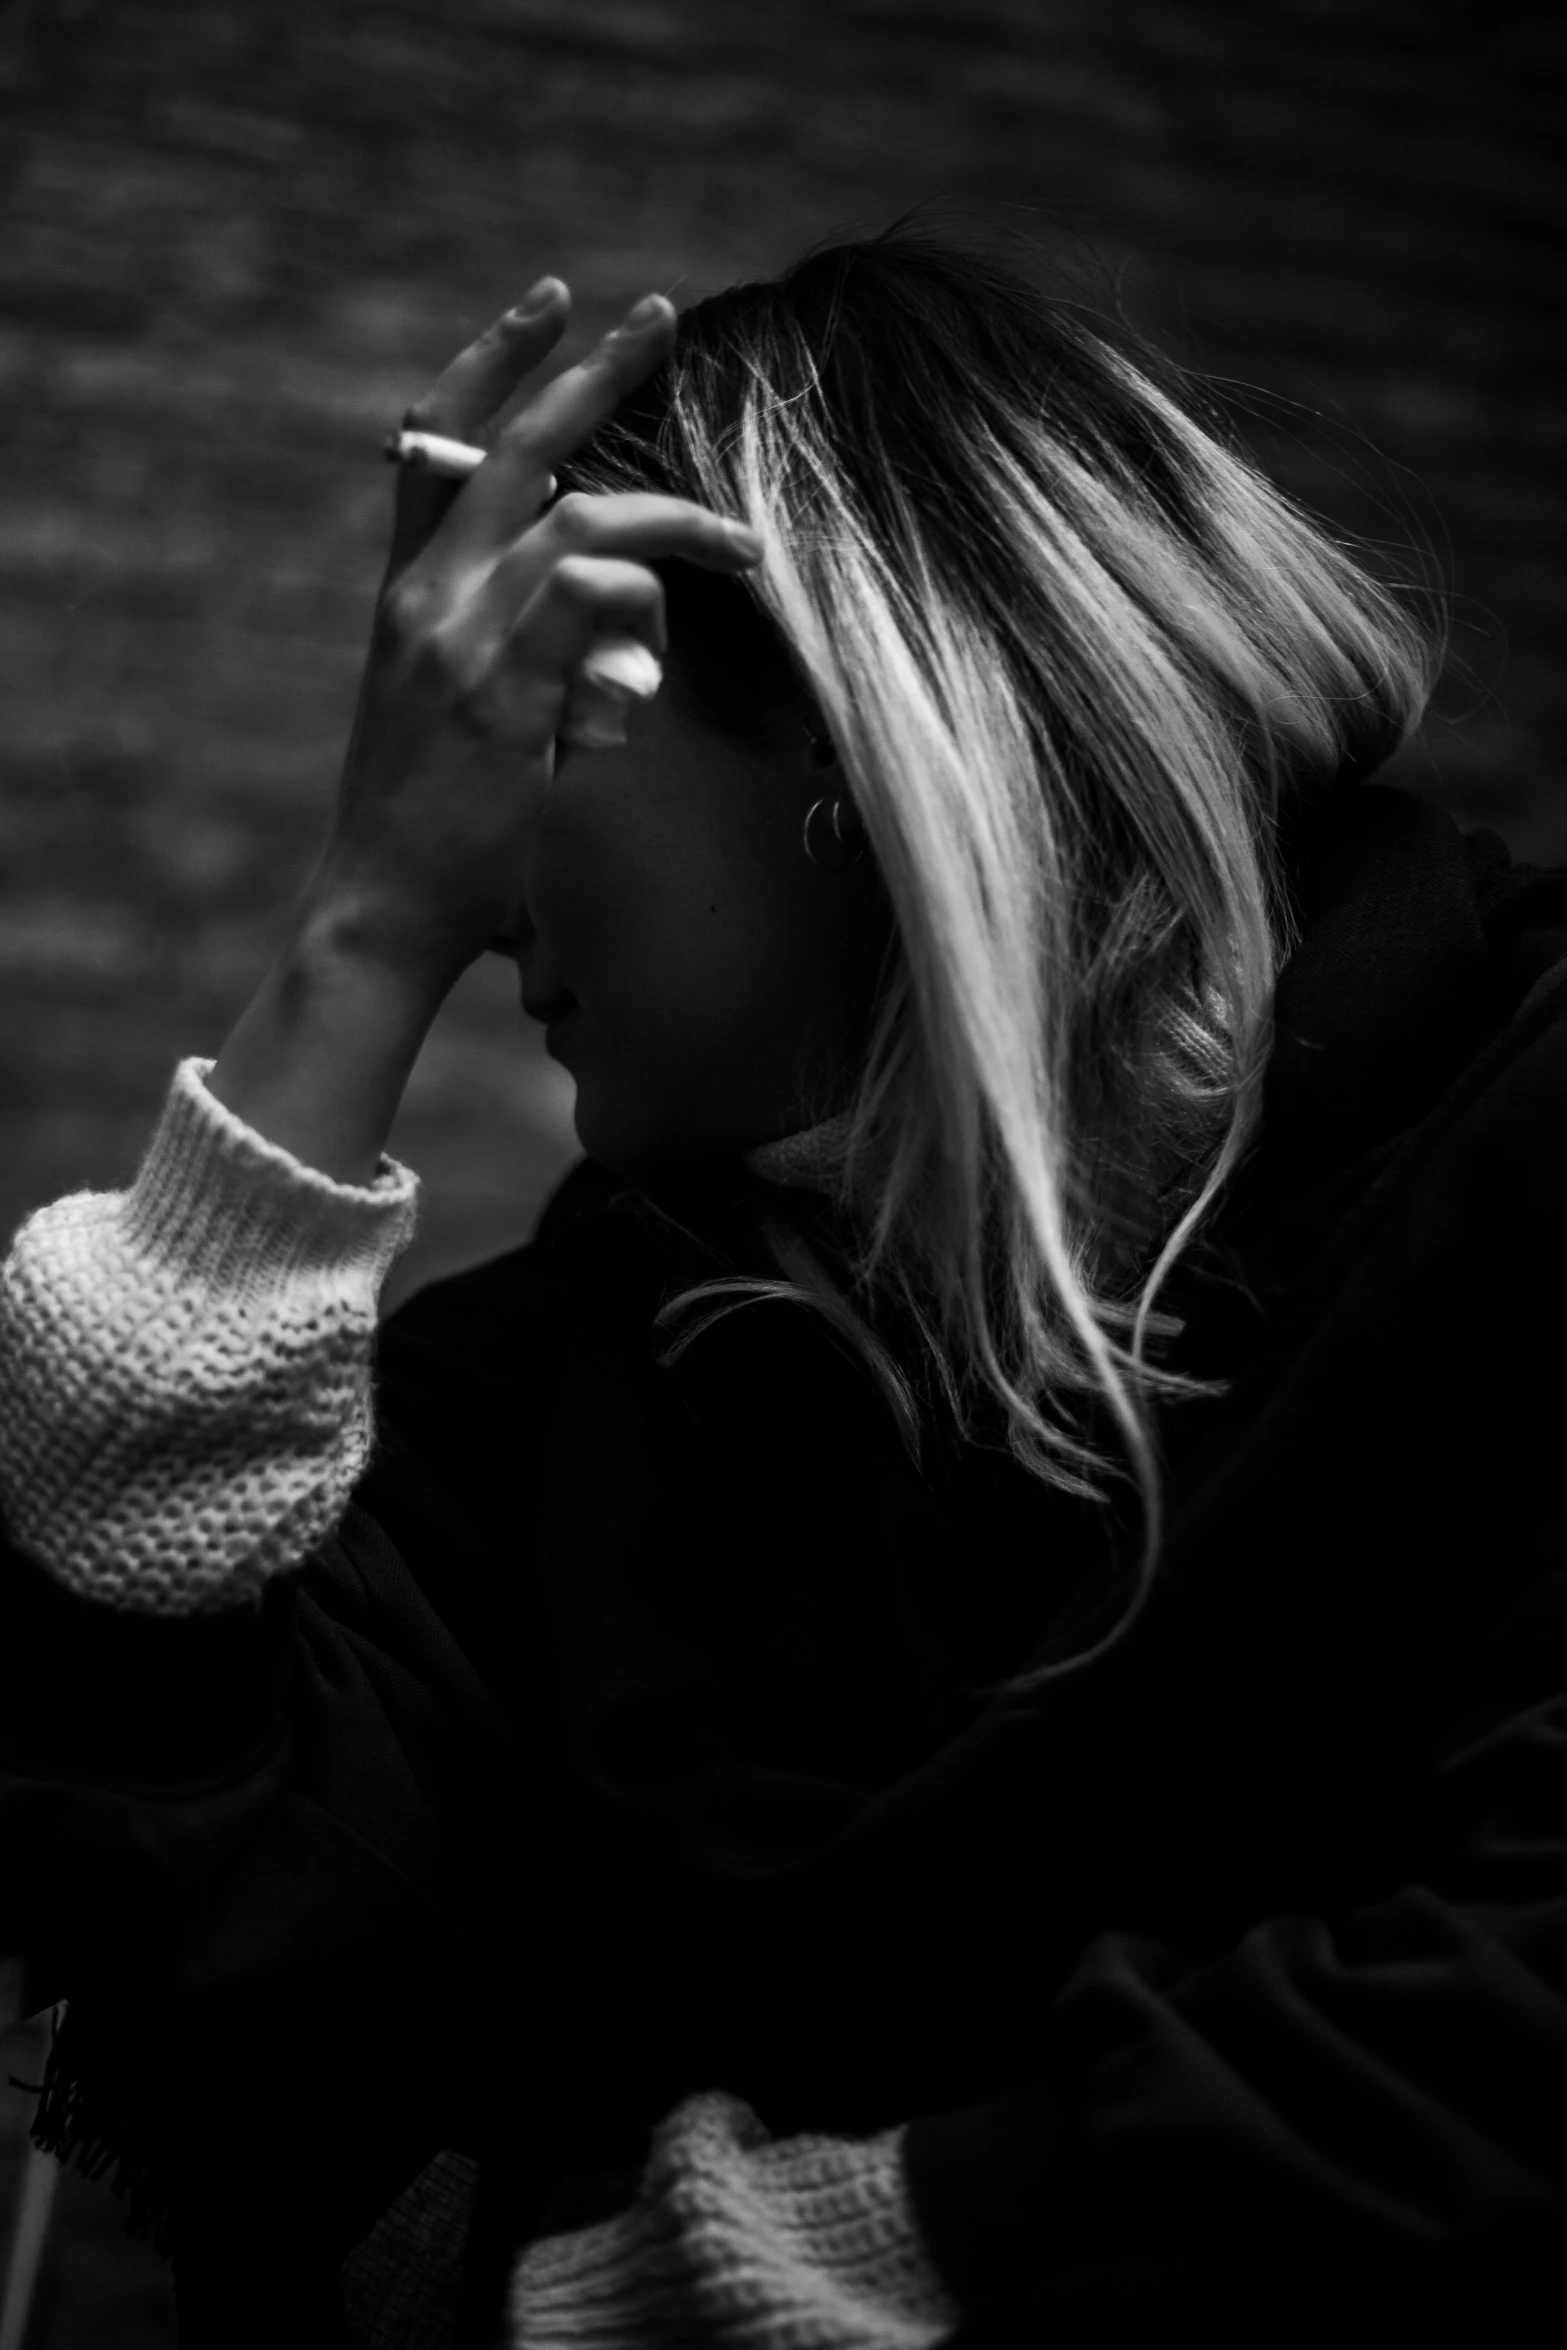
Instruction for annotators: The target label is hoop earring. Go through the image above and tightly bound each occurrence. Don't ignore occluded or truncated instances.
[802,794,867,872]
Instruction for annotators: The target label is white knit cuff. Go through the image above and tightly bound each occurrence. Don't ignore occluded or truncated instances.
[0,1057,419,1613]
[511,2202,681,2347]
[511,2093,958,2349]
[123,1057,419,1295]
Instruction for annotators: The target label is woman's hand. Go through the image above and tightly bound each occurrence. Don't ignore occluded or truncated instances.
[314,278,762,991]
[205,279,761,1183]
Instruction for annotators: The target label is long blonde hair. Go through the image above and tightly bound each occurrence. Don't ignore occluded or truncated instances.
[562,227,1441,1679]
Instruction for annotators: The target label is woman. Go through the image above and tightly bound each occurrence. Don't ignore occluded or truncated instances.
[2,228,1565,2347]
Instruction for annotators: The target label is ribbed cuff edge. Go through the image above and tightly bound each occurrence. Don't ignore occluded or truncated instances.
[120,1056,419,1293]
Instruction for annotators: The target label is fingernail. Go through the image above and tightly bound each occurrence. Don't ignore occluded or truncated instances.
[726,521,764,558]
[509,276,563,320]
[621,293,667,331]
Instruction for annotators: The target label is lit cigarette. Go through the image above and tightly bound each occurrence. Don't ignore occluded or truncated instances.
[384,428,488,478]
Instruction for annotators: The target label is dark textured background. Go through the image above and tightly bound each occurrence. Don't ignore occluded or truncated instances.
[0,2,1561,2337]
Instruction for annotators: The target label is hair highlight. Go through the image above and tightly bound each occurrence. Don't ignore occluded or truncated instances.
[564,229,1441,1684]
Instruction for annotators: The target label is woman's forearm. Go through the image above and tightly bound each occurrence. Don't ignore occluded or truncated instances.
[207,906,450,1187]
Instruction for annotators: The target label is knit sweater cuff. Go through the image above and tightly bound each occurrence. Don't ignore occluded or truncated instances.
[0,1057,419,1614]
[123,1057,418,1295]
[511,2092,959,2348]
[509,2202,679,2347]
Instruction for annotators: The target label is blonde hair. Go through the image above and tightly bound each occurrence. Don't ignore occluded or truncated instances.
[562,227,1441,1680]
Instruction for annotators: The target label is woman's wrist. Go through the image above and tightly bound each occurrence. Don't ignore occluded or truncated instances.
[209,905,453,1185]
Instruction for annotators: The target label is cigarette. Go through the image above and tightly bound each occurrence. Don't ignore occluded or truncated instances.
[384,428,488,478]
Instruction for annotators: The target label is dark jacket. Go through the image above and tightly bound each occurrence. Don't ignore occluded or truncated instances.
[3,782,1566,2346]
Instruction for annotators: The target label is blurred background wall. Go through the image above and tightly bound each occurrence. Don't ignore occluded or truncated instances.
[1,0,1564,1308]
[0,0,1561,2336]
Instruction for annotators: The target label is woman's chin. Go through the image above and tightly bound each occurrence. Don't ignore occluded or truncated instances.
[569,1085,661,1177]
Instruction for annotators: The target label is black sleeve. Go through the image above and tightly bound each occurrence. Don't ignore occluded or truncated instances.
[0,1486,530,2332]
[0,1525,295,2003]
[0,1160,620,2001]
[902,1522,1567,2345]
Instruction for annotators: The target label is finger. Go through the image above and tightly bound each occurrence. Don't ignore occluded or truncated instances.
[386,280,570,570]
[404,278,570,442]
[524,554,668,663]
[440,294,678,563]
[479,490,761,618]
[542,490,763,572]
[471,556,667,741]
